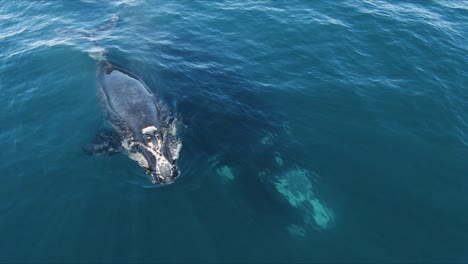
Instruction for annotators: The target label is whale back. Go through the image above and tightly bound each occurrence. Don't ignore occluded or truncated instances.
[95,62,181,185]
[97,63,161,136]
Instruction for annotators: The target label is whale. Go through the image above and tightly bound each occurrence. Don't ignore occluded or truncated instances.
[87,61,182,185]
[61,15,181,185]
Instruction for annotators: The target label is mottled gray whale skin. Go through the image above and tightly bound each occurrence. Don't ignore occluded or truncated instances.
[96,62,181,185]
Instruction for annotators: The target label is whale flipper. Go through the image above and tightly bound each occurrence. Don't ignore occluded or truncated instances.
[83,129,122,156]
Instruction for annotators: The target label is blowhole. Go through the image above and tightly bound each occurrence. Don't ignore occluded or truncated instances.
[105,67,113,75]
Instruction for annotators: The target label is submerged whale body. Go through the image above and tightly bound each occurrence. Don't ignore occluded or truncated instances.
[94,62,182,185]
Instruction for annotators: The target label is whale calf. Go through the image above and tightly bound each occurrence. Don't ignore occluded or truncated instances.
[88,62,182,185]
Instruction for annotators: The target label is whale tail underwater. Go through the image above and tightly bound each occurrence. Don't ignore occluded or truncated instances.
[60,16,183,185]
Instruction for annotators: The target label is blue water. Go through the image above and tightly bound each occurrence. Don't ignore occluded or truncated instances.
[1,0,467,262]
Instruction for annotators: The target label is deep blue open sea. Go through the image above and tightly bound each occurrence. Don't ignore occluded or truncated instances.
[1,0,467,262]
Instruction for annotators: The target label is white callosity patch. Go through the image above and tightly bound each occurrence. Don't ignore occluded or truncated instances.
[120,131,167,177]
[166,120,182,161]
[142,119,181,182]
[272,167,333,229]
[141,126,157,135]
[121,137,136,152]
[143,130,172,179]
[121,137,149,168]
[122,134,172,184]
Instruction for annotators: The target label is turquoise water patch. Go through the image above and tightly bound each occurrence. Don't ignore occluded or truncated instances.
[287,224,307,237]
[259,130,276,145]
[1,0,467,262]
[273,167,333,229]
[216,165,235,182]
[274,152,284,167]
[303,198,334,229]
[281,122,292,136]
[209,156,235,183]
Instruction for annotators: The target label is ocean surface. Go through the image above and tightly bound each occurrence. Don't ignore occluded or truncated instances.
[1,0,467,262]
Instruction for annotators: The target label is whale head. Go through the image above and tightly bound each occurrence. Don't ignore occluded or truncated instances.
[127,125,181,185]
